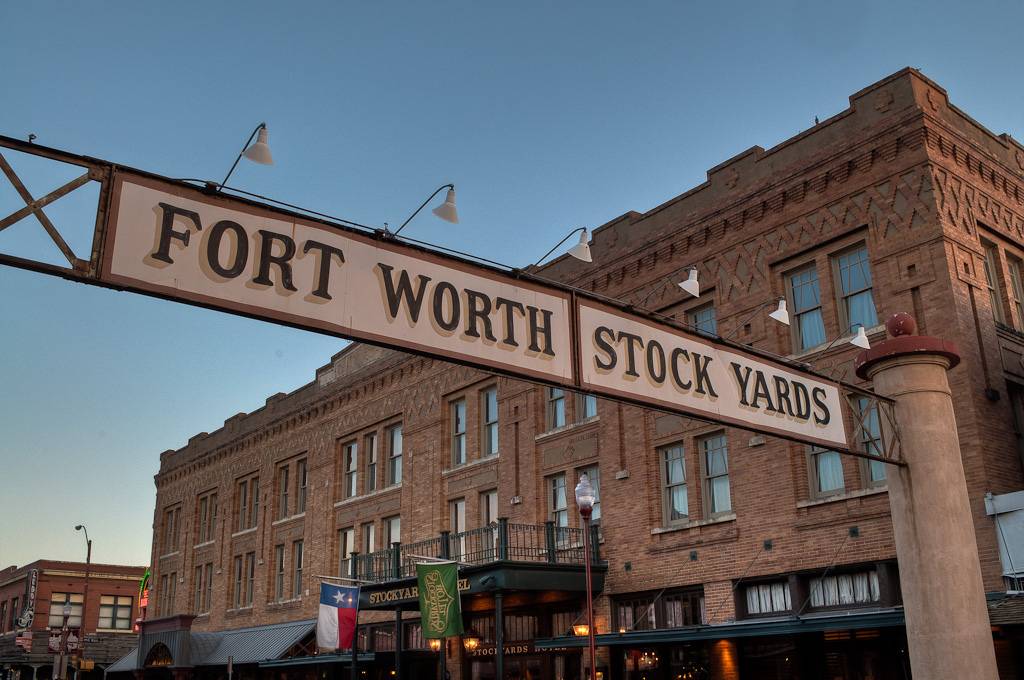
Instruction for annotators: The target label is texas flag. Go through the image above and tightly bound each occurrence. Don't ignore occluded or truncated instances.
[316,583,359,651]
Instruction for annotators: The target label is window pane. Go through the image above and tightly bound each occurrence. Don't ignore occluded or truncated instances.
[798,308,826,349]
[847,290,877,330]
[710,477,731,514]
[670,486,688,520]
[691,305,717,334]
[815,449,845,493]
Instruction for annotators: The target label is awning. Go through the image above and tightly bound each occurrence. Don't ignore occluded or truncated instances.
[105,619,316,672]
[199,619,315,666]
[105,649,138,675]
[535,608,906,649]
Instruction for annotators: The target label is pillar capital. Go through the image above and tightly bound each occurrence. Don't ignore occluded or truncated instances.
[855,312,960,379]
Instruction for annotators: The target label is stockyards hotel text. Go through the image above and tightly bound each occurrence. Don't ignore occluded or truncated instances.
[100,173,847,450]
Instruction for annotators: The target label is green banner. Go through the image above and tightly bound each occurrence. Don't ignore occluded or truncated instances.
[416,562,464,638]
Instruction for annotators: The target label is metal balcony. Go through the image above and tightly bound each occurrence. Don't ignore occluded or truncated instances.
[349,518,602,583]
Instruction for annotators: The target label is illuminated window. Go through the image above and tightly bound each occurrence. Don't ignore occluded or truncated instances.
[99,595,133,630]
[47,593,83,628]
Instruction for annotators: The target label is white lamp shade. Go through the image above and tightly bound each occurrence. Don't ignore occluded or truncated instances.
[678,268,700,298]
[768,299,790,326]
[242,126,274,165]
[431,188,459,224]
[850,326,871,349]
[574,473,596,510]
[567,229,592,263]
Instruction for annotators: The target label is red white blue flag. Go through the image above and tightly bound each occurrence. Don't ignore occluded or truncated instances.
[316,583,359,651]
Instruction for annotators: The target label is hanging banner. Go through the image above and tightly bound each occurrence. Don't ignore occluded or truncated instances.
[416,562,464,638]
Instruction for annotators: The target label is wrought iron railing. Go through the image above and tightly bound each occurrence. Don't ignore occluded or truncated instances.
[351,519,602,583]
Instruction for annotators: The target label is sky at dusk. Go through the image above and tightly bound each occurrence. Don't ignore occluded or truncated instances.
[1,0,1022,568]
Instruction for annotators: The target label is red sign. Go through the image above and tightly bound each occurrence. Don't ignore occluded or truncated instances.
[15,631,33,652]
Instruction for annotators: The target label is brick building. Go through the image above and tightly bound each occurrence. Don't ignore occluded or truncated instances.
[0,560,146,680]
[120,68,1024,680]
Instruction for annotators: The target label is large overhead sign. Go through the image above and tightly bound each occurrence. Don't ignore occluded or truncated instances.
[0,136,880,454]
[104,175,574,384]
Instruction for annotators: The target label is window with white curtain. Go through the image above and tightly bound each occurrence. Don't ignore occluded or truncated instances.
[745,582,792,615]
[810,446,845,497]
[809,570,880,608]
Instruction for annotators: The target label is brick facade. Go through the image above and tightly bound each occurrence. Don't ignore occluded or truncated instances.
[146,68,1024,678]
[0,560,146,679]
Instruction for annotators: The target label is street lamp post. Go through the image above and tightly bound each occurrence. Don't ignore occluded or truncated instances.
[53,602,72,680]
[74,526,91,662]
[574,474,598,680]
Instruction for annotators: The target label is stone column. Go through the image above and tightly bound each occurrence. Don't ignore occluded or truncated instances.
[855,313,998,680]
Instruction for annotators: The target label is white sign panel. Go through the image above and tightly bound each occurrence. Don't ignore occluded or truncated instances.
[578,301,848,449]
[102,174,574,384]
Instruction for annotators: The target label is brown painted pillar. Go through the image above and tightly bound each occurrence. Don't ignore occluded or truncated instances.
[855,313,997,680]
[708,639,739,680]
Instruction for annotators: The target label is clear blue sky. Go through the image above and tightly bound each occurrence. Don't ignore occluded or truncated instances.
[2,1,1022,568]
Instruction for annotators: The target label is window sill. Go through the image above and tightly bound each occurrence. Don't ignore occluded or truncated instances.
[272,512,306,527]
[225,606,254,616]
[652,513,737,534]
[94,628,135,634]
[334,484,401,508]
[158,551,180,559]
[267,597,303,610]
[231,527,258,538]
[442,456,499,477]
[788,325,886,361]
[797,485,887,508]
[535,416,600,442]
[193,541,215,550]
